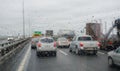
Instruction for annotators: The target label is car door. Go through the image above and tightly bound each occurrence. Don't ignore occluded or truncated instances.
[113,48,120,65]
[72,36,77,51]
[70,36,76,50]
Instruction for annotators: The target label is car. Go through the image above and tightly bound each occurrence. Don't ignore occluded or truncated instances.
[108,47,120,67]
[69,35,100,55]
[36,37,57,57]
[7,37,14,41]
[31,37,39,49]
[56,37,70,48]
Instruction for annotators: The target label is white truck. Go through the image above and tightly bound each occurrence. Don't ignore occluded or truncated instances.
[69,35,100,55]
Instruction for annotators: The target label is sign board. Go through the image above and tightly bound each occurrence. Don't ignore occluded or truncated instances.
[32,31,42,37]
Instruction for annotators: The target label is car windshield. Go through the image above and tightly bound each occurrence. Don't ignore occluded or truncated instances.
[40,38,54,43]
[0,0,120,71]
[78,37,92,41]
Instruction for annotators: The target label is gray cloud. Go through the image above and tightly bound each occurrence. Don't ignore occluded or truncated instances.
[0,0,120,36]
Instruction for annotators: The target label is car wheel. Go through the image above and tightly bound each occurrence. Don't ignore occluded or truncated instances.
[79,50,84,55]
[31,46,33,49]
[53,51,57,56]
[36,51,40,57]
[93,51,97,55]
[57,46,59,48]
[108,57,114,67]
[69,48,72,52]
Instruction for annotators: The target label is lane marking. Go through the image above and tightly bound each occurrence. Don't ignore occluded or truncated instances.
[98,51,105,55]
[17,45,31,71]
[59,50,68,56]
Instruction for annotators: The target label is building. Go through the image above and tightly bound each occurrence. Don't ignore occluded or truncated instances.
[86,23,101,40]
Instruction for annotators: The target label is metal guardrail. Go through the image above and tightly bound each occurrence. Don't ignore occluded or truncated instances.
[0,38,30,57]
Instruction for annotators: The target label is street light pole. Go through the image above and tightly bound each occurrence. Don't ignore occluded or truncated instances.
[29,17,31,37]
[22,0,25,38]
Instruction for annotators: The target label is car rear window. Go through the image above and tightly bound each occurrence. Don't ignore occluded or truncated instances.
[58,38,67,41]
[78,37,92,41]
[40,38,54,43]
[32,38,39,42]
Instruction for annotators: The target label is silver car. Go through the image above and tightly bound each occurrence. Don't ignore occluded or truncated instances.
[36,37,57,56]
[56,37,70,48]
[31,37,39,49]
[108,47,120,67]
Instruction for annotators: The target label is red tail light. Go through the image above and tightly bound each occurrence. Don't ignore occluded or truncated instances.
[80,43,84,47]
[37,43,41,47]
[97,42,101,47]
[54,42,57,47]
[108,41,112,45]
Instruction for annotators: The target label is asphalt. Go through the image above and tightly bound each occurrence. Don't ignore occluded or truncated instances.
[0,44,120,71]
[27,48,120,71]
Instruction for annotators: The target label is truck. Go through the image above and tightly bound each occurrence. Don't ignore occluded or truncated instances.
[57,30,75,41]
[69,35,100,55]
[45,30,53,37]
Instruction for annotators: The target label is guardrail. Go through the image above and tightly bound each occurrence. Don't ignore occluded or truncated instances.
[0,38,31,63]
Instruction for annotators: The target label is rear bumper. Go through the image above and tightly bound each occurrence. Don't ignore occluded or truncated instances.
[31,45,36,48]
[78,47,99,51]
[38,51,57,55]
[37,48,57,52]
[80,50,98,54]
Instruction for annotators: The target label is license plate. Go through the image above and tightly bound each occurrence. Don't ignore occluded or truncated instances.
[45,45,50,47]
[86,48,93,50]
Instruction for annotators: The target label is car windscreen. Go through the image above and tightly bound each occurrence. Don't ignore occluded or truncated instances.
[40,38,54,43]
[78,37,92,41]
[32,38,39,42]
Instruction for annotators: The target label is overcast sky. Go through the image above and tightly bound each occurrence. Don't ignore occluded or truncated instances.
[0,0,120,36]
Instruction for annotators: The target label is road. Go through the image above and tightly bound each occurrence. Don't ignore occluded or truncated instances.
[0,43,120,71]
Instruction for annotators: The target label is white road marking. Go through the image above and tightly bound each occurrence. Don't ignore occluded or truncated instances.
[98,51,105,55]
[17,45,31,71]
[59,50,68,56]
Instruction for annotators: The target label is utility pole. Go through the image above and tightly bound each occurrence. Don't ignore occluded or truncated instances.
[22,0,25,38]
[29,17,31,37]
[105,21,107,34]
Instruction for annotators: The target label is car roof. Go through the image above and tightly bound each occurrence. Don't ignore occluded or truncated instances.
[58,37,66,39]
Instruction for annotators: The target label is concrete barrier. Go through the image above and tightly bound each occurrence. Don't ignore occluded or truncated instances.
[0,38,31,64]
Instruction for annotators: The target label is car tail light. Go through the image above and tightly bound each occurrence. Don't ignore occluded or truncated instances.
[97,42,101,47]
[54,42,57,47]
[108,41,112,45]
[37,43,41,47]
[80,43,84,47]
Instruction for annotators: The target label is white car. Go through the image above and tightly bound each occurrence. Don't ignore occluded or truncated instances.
[108,47,120,67]
[36,37,57,56]
[56,37,70,48]
[69,35,100,55]
[7,37,14,41]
